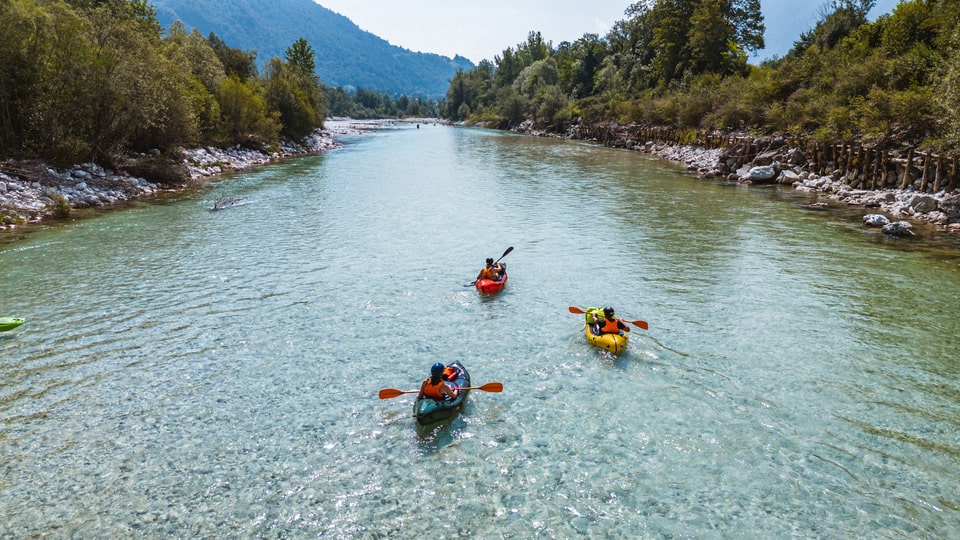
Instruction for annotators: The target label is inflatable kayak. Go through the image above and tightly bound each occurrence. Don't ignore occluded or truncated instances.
[475,264,507,294]
[413,361,470,425]
[0,317,24,332]
[585,324,628,355]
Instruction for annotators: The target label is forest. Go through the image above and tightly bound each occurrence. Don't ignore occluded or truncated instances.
[0,0,436,175]
[442,0,960,154]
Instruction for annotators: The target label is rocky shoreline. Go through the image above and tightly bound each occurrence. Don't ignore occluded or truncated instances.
[0,119,434,232]
[0,123,372,230]
[639,141,960,232]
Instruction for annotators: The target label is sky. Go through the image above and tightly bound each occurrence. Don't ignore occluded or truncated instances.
[315,0,901,65]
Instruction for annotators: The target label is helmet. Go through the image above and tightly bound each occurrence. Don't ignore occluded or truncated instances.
[431,362,445,376]
[603,306,615,317]
[486,258,494,264]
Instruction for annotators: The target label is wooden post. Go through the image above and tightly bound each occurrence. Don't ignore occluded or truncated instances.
[858,146,870,189]
[836,144,845,180]
[951,156,959,191]
[871,148,882,190]
[934,155,944,193]
[849,145,859,185]
[879,149,890,189]
[848,146,859,188]
[851,146,863,188]
[900,148,914,190]
[919,152,931,193]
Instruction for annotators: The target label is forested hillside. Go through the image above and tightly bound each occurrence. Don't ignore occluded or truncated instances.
[445,0,960,153]
[149,0,473,98]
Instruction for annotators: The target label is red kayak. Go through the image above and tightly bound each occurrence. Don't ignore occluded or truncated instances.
[475,265,507,294]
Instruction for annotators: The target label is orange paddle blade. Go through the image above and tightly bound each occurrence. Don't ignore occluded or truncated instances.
[478,382,503,392]
[626,319,649,330]
[568,306,585,314]
[456,382,503,392]
[378,388,418,399]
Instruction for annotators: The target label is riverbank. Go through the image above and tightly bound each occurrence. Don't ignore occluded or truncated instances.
[648,139,960,232]
[0,120,388,231]
[511,120,960,233]
[0,118,444,233]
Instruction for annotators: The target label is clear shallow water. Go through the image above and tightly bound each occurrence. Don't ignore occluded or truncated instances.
[1,124,959,538]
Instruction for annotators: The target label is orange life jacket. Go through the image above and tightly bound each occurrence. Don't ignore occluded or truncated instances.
[479,266,495,279]
[599,317,622,334]
[422,378,447,399]
[443,366,459,381]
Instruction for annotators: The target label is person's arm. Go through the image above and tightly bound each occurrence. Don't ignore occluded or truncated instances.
[619,319,630,332]
[417,379,428,398]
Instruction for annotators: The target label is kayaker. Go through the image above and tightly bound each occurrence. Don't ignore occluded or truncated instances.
[419,362,459,401]
[476,257,504,282]
[596,307,630,336]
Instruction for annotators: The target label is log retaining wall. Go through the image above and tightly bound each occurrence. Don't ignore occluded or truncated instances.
[569,124,960,194]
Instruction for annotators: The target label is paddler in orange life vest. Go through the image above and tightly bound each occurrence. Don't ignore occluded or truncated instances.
[476,257,504,282]
[419,362,459,401]
[596,306,629,336]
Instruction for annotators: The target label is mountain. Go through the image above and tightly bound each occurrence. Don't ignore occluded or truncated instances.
[149,0,473,98]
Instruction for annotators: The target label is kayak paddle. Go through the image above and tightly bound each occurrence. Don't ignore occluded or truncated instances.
[378,381,503,400]
[568,306,649,330]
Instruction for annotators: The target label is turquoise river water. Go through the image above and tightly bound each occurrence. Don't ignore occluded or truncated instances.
[1,123,959,538]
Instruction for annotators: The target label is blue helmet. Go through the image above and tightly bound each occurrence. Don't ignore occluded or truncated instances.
[431,362,445,376]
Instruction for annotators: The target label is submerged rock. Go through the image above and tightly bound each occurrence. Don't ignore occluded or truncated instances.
[863,214,890,227]
[882,220,915,237]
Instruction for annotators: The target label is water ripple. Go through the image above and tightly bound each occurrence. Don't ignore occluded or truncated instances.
[1,126,959,537]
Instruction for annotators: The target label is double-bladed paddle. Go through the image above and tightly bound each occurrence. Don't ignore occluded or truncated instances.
[378,382,503,400]
[568,306,649,330]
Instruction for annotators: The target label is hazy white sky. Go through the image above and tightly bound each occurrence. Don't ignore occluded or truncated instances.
[315,0,900,64]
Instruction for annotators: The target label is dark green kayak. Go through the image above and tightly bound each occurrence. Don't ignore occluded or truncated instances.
[413,361,470,426]
[0,317,24,332]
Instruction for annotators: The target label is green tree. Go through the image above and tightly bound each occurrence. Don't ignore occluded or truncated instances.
[445,69,473,120]
[285,37,316,76]
[938,24,960,148]
[265,58,317,140]
[649,0,697,85]
[789,0,875,57]
[218,74,280,145]
[207,32,257,82]
[556,34,609,99]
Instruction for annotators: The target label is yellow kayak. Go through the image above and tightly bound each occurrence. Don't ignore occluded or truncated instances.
[584,324,628,355]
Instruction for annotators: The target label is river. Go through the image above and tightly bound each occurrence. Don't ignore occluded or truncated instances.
[1,123,959,538]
